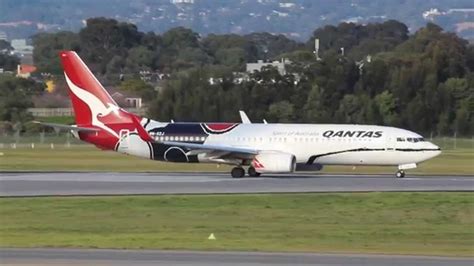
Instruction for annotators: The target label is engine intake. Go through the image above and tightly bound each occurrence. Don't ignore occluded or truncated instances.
[252,151,296,173]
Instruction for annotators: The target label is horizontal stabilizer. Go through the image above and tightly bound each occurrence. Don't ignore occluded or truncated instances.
[162,141,258,155]
[33,121,99,132]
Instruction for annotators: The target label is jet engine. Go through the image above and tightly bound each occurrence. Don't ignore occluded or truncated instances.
[252,151,296,173]
[295,163,324,171]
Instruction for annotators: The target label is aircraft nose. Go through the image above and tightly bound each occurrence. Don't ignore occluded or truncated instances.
[428,142,441,157]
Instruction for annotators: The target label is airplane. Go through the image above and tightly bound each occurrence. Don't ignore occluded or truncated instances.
[42,51,441,179]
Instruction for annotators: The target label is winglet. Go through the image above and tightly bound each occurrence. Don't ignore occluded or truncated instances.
[239,110,251,124]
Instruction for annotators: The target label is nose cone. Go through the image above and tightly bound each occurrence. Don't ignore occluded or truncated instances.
[428,142,442,158]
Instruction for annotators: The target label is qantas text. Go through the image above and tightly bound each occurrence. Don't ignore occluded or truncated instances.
[323,130,383,138]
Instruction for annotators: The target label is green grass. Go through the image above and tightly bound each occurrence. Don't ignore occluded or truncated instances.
[0,193,473,256]
[0,145,224,172]
[0,144,472,174]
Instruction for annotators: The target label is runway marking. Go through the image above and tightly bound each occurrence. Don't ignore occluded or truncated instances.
[1,173,473,197]
[0,248,472,266]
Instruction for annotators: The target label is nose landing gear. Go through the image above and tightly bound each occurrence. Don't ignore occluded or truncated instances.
[396,170,405,178]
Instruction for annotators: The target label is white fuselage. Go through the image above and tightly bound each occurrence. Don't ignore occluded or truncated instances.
[138,120,441,168]
[204,124,440,166]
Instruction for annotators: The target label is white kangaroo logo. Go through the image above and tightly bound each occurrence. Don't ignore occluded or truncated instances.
[65,73,120,138]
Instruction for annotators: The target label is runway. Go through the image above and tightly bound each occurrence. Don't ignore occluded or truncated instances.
[1,248,472,266]
[0,172,472,196]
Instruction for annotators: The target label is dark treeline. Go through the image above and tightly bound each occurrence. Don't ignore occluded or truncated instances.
[14,18,474,135]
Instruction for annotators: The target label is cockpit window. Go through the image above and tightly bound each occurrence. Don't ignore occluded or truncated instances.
[397,137,405,142]
[404,137,425,142]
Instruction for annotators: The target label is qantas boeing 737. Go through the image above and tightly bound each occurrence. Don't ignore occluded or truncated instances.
[41,51,441,178]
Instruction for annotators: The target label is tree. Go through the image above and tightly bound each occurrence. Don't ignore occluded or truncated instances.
[335,94,364,123]
[0,40,13,52]
[79,17,142,73]
[454,99,473,136]
[267,101,295,122]
[119,78,156,102]
[125,46,155,72]
[303,84,329,123]
[374,90,399,126]
[32,31,80,74]
[0,53,19,71]
[0,76,44,127]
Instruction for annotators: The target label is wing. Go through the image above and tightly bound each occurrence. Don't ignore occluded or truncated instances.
[162,141,257,158]
[131,116,258,160]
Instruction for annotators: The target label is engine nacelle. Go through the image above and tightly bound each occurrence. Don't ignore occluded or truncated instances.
[252,151,296,173]
[295,163,324,171]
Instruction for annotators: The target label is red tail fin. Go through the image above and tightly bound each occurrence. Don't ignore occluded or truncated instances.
[59,51,119,126]
[59,51,146,150]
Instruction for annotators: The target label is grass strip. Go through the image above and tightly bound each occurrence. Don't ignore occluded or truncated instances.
[0,192,472,256]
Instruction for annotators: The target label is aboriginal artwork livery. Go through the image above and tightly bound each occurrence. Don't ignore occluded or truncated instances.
[56,50,441,178]
[142,121,241,162]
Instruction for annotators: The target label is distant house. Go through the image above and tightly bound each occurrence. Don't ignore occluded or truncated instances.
[16,64,36,78]
[246,59,290,75]
[109,89,143,108]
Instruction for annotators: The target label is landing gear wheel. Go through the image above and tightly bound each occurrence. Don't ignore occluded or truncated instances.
[248,166,261,177]
[396,170,405,178]
[231,167,245,178]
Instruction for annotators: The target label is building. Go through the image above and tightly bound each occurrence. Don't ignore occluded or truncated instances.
[246,59,290,75]
[11,39,33,55]
[17,64,37,78]
[109,89,144,109]
[0,31,7,41]
[171,0,194,4]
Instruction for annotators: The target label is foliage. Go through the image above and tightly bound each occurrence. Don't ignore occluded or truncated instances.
[0,40,19,71]
[119,78,156,102]
[0,75,44,129]
[28,18,474,136]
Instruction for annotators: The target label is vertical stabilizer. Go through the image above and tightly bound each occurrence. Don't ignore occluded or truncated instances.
[59,51,119,126]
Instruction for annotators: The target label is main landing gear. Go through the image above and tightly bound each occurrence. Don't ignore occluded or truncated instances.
[396,170,405,178]
[231,167,245,178]
[230,166,261,178]
[247,166,261,177]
